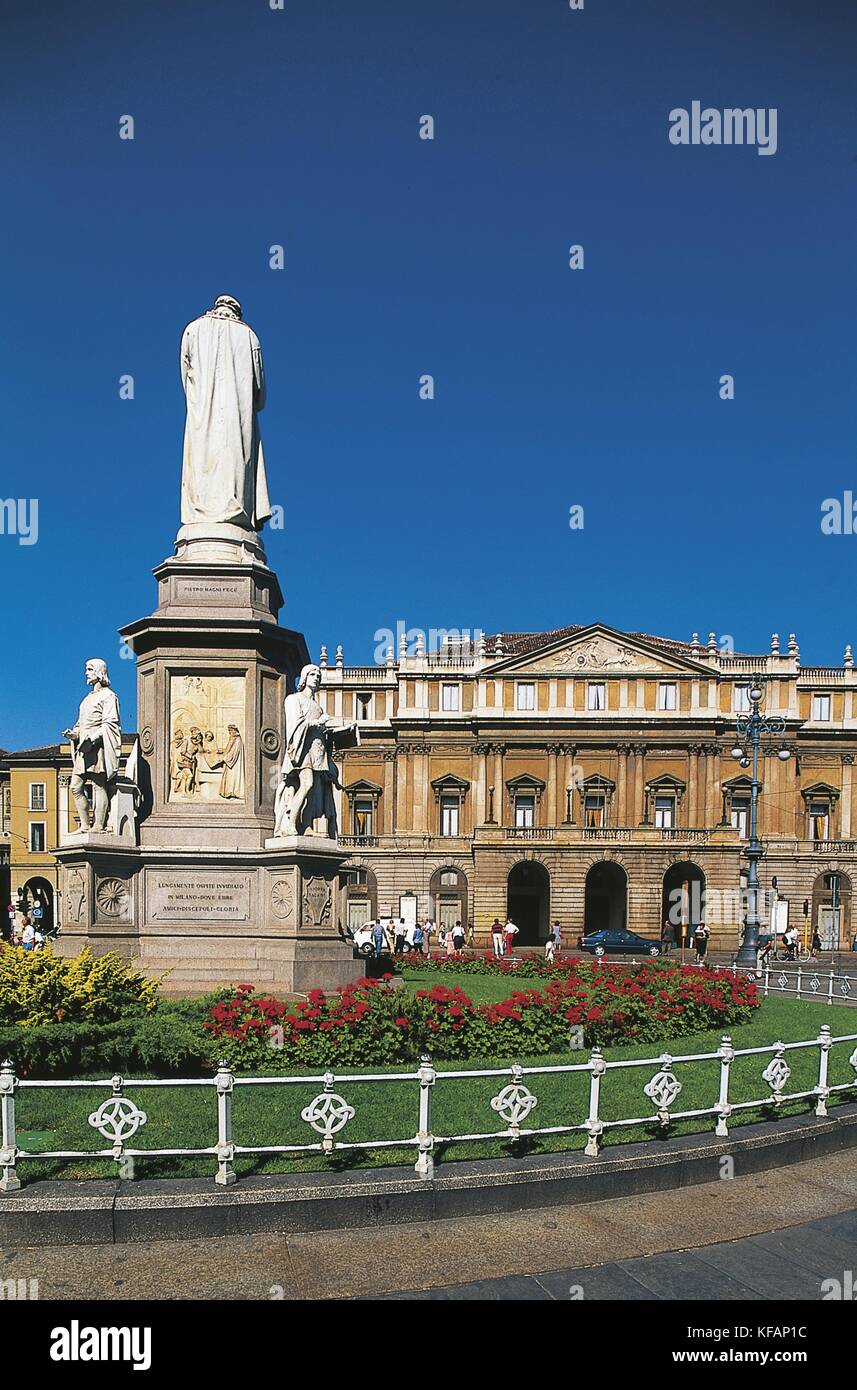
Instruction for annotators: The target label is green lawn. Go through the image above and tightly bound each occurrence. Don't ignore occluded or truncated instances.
[398,967,545,1005]
[8,996,857,1188]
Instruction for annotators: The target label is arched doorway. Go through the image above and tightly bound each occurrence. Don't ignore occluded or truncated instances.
[662,862,706,949]
[507,861,549,946]
[21,877,54,932]
[584,861,627,935]
[811,871,852,950]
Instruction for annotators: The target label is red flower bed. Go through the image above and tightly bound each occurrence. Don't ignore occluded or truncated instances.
[204,961,758,1070]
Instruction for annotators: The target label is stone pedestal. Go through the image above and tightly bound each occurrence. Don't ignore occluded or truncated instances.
[54,530,362,996]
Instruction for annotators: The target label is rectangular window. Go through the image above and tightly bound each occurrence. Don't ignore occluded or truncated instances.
[657,683,677,711]
[347,900,370,932]
[514,795,535,828]
[734,685,751,713]
[516,682,535,711]
[353,799,374,838]
[356,693,372,721]
[441,684,460,712]
[587,682,606,712]
[812,694,831,721]
[730,797,750,839]
[654,795,675,829]
[584,793,605,828]
[440,795,460,836]
[29,823,46,853]
[808,802,829,841]
[29,783,46,812]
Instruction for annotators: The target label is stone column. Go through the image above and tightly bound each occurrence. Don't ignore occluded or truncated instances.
[395,744,410,833]
[58,774,72,846]
[473,743,490,825]
[492,743,507,827]
[561,744,577,823]
[547,744,559,828]
[843,756,854,838]
[382,750,396,835]
[616,744,630,825]
[687,745,700,826]
[634,745,648,824]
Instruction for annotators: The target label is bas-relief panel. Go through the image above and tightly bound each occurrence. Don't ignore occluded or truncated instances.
[168,674,246,804]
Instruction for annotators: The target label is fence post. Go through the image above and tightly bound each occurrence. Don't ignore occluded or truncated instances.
[764,966,770,999]
[815,1025,832,1117]
[715,1034,734,1138]
[828,970,835,1004]
[585,1046,606,1157]
[796,964,803,1000]
[414,1053,436,1180]
[0,1060,20,1193]
[214,1060,237,1187]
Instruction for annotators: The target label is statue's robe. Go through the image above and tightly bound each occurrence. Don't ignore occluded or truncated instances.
[180,311,272,529]
[218,733,245,800]
[71,687,121,780]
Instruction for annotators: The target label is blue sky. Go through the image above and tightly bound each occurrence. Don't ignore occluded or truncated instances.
[1,0,856,747]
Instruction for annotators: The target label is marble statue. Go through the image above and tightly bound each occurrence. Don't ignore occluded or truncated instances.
[180,294,271,531]
[63,659,122,833]
[273,665,357,838]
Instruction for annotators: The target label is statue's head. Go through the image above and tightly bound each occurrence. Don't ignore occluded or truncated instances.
[85,658,109,688]
[212,294,242,319]
[297,664,322,693]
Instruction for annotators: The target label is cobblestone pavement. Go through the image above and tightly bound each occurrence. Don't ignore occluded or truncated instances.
[2,1149,856,1301]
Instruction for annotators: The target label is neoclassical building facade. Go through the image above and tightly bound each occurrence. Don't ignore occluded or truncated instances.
[318,623,857,952]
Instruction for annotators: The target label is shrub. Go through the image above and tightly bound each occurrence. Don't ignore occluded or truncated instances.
[204,962,759,1071]
[0,945,160,1027]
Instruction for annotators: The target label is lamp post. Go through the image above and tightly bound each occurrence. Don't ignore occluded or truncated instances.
[731,674,791,966]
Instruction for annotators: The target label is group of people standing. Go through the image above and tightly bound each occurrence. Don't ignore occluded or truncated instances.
[661,918,711,962]
[365,916,474,958]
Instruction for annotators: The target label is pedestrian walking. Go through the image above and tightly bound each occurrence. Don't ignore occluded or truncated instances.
[503,917,519,958]
[491,918,504,958]
[394,918,407,954]
[451,920,465,952]
[662,917,675,956]
[811,926,822,958]
[693,920,709,963]
[424,918,435,956]
[371,917,386,958]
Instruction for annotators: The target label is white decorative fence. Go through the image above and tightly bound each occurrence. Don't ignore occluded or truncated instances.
[1,1025,856,1192]
[683,961,856,1004]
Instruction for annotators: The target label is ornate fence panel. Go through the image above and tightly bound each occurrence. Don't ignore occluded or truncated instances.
[1,1023,856,1191]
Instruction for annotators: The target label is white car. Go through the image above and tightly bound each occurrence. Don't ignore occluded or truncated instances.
[350,924,377,957]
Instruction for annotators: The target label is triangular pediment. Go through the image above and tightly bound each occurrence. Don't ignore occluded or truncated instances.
[486,624,712,677]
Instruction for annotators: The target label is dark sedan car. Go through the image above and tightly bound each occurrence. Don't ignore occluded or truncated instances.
[577,927,661,957]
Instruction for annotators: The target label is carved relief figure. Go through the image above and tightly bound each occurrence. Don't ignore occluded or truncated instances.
[168,676,246,803]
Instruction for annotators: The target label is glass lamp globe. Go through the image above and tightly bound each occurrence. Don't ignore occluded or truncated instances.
[749,683,763,702]
[731,746,744,759]
[739,756,751,768]
[777,748,791,761]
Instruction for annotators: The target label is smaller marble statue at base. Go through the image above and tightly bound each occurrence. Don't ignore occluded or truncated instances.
[273,664,357,839]
[62,658,122,833]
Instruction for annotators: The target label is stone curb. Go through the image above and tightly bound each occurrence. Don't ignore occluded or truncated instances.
[1,1103,856,1246]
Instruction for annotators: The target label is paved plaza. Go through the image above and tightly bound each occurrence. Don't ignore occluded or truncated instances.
[3,1148,856,1301]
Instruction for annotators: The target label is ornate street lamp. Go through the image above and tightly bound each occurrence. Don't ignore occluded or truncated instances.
[732,675,791,965]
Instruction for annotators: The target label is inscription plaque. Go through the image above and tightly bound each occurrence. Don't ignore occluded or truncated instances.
[148,871,252,922]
